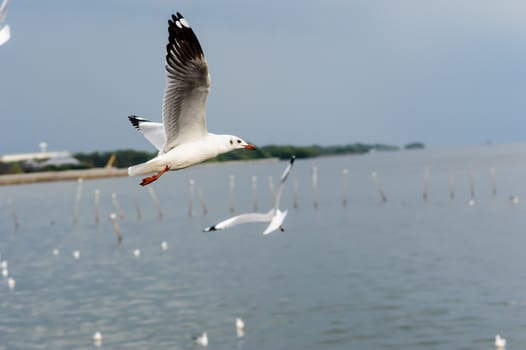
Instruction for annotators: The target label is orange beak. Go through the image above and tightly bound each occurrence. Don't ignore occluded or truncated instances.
[244,144,257,150]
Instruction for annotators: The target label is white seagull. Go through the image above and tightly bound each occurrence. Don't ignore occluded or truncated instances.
[193,332,208,347]
[128,13,256,186]
[0,0,10,47]
[495,334,506,348]
[204,156,295,235]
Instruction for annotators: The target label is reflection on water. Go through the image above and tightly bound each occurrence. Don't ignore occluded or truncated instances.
[1,144,526,349]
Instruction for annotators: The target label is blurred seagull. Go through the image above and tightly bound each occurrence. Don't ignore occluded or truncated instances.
[193,332,208,347]
[0,0,10,47]
[236,317,245,338]
[7,277,15,290]
[128,13,256,186]
[204,156,295,235]
[495,334,506,348]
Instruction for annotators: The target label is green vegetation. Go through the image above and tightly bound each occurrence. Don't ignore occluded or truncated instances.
[0,143,401,175]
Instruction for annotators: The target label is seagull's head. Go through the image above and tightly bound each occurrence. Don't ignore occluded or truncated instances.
[227,136,257,151]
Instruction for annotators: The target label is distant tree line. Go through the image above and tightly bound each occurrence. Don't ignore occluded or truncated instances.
[0,143,404,175]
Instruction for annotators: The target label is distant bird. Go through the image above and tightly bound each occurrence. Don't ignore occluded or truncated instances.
[127,13,256,186]
[7,277,15,290]
[93,331,102,347]
[52,248,60,256]
[93,331,102,340]
[510,195,520,205]
[133,249,141,257]
[161,241,168,251]
[72,250,80,260]
[0,0,11,47]
[236,317,245,338]
[204,156,295,235]
[495,334,506,348]
[236,317,245,330]
[193,332,208,347]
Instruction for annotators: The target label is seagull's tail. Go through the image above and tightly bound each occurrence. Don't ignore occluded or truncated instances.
[128,161,160,177]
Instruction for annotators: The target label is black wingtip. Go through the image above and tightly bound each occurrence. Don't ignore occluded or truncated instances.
[204,225,217,232]
[165,11,205,73]
[290,155,296,165]
[128,115,151,130]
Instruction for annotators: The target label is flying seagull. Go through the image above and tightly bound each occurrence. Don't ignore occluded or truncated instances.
[204,155,295,235]
[0,0,11,47]
[128,13,256,186]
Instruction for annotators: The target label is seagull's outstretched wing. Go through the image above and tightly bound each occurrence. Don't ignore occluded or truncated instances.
[162,13,210,153]
[0,0,9,23]
[0,24,9,46]
[128,116,166,152]
[274,155,295,209]
[0,0,10,47]
[204,212,272,232]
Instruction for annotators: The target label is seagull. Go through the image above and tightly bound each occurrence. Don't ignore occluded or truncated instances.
[0,0,10,47]
[93,331,103,347]
[236,317,245,337]
[204,156,295,235]
[128,13,257,186]
[236,317,245,330]
[495,334,506,348]
[7,277,15,290]
[193,332,208,347]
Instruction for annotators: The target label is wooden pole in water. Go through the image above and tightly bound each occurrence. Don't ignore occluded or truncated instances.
[111,192,124,220]
[449,174,455,200]
[490,167,497,198]
[109,213,122,245]
[147,186,163,221]
[423,167,429,202]
[133,194,142,223]
[188,179,195,217]
[312,166,318,208]
[73,178,83,224]
[371,171,387,203]
[293,178,299,209]
[342,168,349,207]
[468,174,476,206]
[197,186,208,216]
[469,174,475,199]
[94,189,101,225]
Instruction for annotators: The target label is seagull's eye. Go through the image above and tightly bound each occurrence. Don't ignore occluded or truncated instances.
[237,140,242,144]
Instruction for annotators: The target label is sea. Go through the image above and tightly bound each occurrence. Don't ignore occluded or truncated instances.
[1,143,526,350]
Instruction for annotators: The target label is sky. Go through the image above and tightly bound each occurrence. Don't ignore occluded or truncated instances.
[1,0,525,154]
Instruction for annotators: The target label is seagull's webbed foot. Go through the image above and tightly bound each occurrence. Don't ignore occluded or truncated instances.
[140,165,170,186]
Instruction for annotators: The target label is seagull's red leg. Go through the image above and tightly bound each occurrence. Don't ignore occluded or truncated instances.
[140,165,170,186]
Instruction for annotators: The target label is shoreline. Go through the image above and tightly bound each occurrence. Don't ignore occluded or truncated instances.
[0,158,281,186]
[0,168,128,186]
